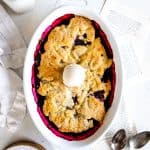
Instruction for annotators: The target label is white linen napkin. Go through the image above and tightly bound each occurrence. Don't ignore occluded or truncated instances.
[0,4,26,132]
[0,5,26,69]
[100,0,150,79]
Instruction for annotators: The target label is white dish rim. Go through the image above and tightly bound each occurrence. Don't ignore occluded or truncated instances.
[23,5,123,148]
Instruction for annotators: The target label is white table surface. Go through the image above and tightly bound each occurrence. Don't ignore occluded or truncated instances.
[0,0,150,149]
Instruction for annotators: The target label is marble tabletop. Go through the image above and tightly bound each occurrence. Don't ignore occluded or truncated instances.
[0,0,150,149]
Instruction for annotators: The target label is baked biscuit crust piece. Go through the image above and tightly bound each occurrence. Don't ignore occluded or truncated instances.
[37,16,112,133]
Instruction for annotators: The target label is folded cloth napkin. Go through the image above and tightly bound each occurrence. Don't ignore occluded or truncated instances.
[0,5,26,69]
[0,4,26,132]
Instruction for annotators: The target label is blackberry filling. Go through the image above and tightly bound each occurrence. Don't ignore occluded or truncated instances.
[101,68,111,83]
[74,38,85,46]
[88,118,100,125]
[66,106,73,110]
[86,41,91,45]
[61,46,68,49]
[94,90,105,101]
[74,36,91,46]
[72,96,78,103]
[34,54,41,66]
[37,95,45,107]
[38,40,45,54]
[83,33,87,38]
[104,93,111,111]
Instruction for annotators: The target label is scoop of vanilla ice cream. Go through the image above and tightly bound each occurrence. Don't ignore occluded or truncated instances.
[63,64,86,87]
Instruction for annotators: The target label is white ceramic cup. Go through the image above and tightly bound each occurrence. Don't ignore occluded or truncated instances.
[23,6,123,148]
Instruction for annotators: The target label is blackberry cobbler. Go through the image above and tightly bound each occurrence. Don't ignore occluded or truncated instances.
[32,14,116,140]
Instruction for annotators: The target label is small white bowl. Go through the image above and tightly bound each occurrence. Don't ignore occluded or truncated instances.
[23,6,123,148]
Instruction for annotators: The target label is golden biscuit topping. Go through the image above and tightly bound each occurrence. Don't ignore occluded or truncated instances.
[37,16,112,133]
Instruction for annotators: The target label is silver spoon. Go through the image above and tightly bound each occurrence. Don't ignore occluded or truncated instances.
[111,129,127,150]
[111,129,150,150]
[129,131,150,149]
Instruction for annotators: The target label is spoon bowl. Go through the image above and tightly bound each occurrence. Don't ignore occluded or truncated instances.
[129,131,150,149]
[111,129,127,150]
